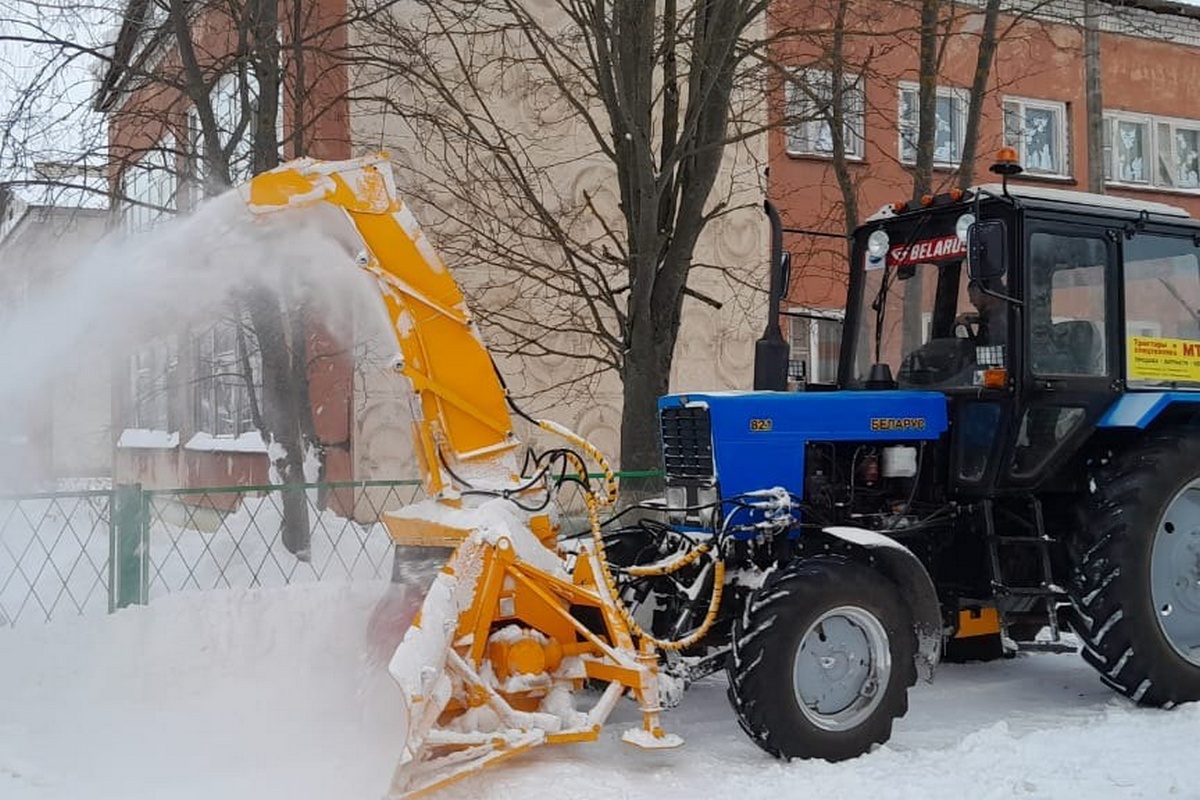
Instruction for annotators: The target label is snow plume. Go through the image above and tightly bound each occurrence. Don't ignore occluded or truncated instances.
[0,187,397,489]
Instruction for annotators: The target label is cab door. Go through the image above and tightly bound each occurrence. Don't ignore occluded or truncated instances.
[1001,221,1120,488]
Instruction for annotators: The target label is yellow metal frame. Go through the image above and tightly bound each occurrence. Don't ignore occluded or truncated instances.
[236,156,720,799]
[955,606,1002,638]
[243,156,517,497]
[387,530,674,799]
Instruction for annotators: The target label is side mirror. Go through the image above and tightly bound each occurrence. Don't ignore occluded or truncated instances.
[967,219,1007,281]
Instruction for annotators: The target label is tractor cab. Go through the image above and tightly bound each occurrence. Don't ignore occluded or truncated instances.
[840,158,1200,493]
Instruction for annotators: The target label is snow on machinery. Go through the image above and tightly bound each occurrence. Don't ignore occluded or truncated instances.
[238,151,1200,797]
[240,155,715,798]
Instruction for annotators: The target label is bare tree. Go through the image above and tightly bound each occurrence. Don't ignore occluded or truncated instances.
[351,0,772,476]
[2,0,357,557]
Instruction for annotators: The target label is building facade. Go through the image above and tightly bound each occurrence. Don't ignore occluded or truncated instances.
[770,0,1200,384]
[0,201,110,489]
[94,0,356,490]
[92,0,769,489]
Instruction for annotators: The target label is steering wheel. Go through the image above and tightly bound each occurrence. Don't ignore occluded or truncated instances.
[954,312,981,343]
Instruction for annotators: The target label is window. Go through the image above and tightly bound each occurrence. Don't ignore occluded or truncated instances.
[194,319,261,437]
[787,309,844,384]
[1124,234,1200,387]
[187,105,204,206]
[209,73,258,185]
[1027,232,1108,376]
[785,70,864,159]
[1156,121,1200,190]
[129,337,178,431]
[899,83,968,165]
[1003,98,1069,177]
[1101,112,1200,191]
[193,71,285,191]
[1105,114,1151,184]
[122,134,177,234]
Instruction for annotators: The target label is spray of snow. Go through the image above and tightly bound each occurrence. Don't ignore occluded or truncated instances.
[0,185,399,491]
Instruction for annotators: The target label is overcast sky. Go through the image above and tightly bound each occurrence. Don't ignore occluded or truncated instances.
[0,1,117,205]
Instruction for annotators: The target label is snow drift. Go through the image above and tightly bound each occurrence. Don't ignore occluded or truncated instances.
[3,581,1199,800]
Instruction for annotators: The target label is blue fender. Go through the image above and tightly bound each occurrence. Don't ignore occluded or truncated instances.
[1097,392,1200,428]
[824,526,942,681]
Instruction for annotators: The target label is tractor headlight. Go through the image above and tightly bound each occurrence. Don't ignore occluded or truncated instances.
[955,213,976,243]
[665,483,721,528]
[666,484,687,515]
[867,229,890,258]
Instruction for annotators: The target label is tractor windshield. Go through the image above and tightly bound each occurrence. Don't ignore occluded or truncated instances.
[846,218,1009,389]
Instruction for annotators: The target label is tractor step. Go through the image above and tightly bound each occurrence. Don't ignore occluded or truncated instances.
[981,498,1064,642]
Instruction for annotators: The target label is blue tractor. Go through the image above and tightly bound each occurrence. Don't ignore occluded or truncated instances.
[610,153,1200,761]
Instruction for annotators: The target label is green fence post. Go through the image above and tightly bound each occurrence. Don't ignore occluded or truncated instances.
[109,483,148,612]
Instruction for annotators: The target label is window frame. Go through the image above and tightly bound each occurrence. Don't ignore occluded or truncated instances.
[786,307,845,385]
[1002,96,1071,179]
[1105,112,1153,186]
[128,336,178,432]
[1026,230,1111,379]
[193,318,262,438]
[898,82,969,167]
[785,69,865,160]
[122,133,177,234]
[1153,117,1200,191]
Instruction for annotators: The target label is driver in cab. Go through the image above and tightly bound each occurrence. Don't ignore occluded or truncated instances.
[965,278,1007,370]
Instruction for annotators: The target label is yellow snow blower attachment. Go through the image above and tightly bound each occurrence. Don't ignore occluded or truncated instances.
[242,156,719,798]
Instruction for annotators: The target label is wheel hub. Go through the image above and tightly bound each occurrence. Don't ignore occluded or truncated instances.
[792,606,891,732]
[1152,483,1200,665]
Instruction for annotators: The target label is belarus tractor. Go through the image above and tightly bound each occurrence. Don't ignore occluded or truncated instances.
[234,152,1200,798]
[638,149,1200,760]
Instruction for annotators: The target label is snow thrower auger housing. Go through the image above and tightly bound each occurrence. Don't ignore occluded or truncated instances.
[240,156,696,799]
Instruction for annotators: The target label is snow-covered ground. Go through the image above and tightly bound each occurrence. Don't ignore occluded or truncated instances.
[3,579,1198,800]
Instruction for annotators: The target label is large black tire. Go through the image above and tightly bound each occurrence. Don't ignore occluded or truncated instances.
[1069,427,1200,706]
[727,557,916,761]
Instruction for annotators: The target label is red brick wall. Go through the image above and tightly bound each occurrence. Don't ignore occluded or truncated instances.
[107,0,354,488]
[768,2,1200,312]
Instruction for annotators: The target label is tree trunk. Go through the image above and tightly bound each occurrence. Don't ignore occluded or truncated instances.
[829,0,859,235]
[247,284,313,560]
[619,330,674,497]
[1084,0,1106,194]
[958,0,1001,190]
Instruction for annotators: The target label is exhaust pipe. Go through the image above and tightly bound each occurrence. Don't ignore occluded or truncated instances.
[753,200,790,391]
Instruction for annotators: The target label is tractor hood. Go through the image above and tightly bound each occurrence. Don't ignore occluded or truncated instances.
[657,390,948,507]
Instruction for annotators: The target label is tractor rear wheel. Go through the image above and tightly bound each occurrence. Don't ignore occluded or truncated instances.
[1070,428,1200,706]
[727,557,916,761]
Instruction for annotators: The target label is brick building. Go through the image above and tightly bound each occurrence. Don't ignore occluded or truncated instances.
[770,0,1200,384]
[93,0,357,489]
[91,0,767,486]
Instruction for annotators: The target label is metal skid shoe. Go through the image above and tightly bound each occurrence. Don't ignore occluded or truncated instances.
[384,500,681,799]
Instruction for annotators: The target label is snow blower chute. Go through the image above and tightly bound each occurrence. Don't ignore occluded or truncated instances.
[240,156,716,798]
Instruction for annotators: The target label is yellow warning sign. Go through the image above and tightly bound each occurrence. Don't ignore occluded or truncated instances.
[1129,336,1200,382]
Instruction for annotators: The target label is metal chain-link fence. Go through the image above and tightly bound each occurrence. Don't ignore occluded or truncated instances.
[0,480,423,627]
[1,472,662,627]
[0,489,113,626]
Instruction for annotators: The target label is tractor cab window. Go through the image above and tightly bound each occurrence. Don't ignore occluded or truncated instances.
[1124,234,1200,387]
[851,245,1010,389]
[1028,233,1109,376]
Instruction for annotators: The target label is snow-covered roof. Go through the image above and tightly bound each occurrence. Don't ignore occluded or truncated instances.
[866,183,1193,224]
[975,183,1191,218]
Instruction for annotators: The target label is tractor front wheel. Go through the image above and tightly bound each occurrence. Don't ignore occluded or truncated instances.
[1070,428,1200,706]
[727,557,916,761]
